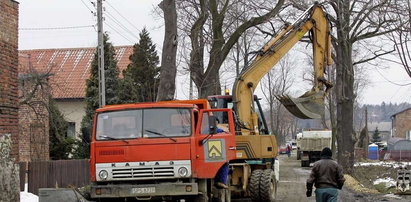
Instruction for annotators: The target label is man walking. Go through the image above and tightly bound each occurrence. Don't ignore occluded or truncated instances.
[306,147,345,202]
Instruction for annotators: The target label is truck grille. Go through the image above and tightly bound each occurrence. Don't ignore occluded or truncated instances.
[112,166,175,179]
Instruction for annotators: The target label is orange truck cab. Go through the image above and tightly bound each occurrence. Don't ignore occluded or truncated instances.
[89,99,236,201]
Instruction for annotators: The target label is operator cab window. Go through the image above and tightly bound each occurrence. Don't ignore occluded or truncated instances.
[200,111,230,135]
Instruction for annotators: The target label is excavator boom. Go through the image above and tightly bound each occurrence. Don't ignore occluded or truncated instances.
[233,3,332,134]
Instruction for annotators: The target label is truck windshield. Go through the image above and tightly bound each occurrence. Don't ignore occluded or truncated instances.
[96,108,191,140]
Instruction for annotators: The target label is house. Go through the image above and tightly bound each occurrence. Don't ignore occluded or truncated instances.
[391,107,411,139]
[367,121,391,143]
[18,46,133,139]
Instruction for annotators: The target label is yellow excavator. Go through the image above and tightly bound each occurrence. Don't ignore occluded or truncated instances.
[208,2,332,201]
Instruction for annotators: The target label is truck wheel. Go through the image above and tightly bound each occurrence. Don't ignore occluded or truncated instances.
[194,193,209,202]
[260,169,277,202]
[248,169,263,202]
[301,160,309,167]
[297,151,301,160]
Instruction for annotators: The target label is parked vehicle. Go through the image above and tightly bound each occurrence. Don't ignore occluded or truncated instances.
[297,130,332,167]
[279,145,288,154]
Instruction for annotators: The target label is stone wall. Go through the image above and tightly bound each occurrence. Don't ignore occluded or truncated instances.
[0,134,20,202]
[0,0,19,160]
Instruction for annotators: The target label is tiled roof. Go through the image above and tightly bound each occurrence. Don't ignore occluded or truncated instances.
[367,121,392,132]
[18,46,133,99]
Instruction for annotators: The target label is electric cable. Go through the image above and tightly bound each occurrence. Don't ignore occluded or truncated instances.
[105,11,139,40]
[104,22,135,44]
[105,1,141,33]
[19,25,94,31]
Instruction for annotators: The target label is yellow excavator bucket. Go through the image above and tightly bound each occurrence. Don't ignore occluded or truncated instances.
[276,90,325,119]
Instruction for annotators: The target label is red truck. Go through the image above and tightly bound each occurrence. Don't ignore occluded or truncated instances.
[89,99,236,201]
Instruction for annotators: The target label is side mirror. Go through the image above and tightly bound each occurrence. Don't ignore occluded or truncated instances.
[208,115,217,135]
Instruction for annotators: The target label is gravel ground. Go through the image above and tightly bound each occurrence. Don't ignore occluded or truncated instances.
[275,152,411,202]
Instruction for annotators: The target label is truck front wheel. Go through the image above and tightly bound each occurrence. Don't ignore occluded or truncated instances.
[260,169,277,202]
[194,194,209,202]
[248,169,276,202]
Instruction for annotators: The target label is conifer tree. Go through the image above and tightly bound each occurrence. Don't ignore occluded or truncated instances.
[49,99,75,160]
[78,34,121,158]
[372,127,381,143]
[121,28,160,103]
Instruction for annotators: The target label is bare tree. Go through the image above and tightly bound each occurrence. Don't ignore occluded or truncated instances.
[288,0,406,173]
[260,55,296,144]
[176,0,286,98]
[157,0,178,101]
[390,0,411,77]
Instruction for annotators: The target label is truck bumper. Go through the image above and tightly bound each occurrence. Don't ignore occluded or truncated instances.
[91,182,198,198]
[39,188,91,202]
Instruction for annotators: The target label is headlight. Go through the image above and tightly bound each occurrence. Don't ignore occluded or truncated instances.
[99,170,108,180]
[178,167,188,177]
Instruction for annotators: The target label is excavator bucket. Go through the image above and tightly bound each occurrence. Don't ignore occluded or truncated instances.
[276,91,326,119]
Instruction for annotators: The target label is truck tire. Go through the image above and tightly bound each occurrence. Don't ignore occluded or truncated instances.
[260,169,277,202]
[297,150,301,160]
[194,193,209,202]
[248,169,263,202]
[301,160,309,167]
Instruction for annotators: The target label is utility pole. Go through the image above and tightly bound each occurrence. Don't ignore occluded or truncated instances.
[364,107,369,157]
[97,0,106,107]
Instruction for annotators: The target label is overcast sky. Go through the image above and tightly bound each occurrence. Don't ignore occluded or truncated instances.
[17,0,411,105]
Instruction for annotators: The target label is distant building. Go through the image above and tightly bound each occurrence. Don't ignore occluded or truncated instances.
[18,46,133,139]
[367,121,391,143]
[391,107,411,139]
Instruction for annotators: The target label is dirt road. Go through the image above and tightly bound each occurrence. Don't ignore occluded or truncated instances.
[274,151,411,202]
[232,151,411,201]
[275,152,315,201]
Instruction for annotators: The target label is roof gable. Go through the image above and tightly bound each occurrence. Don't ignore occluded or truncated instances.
[18,46,133,99]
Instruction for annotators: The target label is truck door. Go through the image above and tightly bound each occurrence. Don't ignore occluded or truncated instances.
[193,109,236,178]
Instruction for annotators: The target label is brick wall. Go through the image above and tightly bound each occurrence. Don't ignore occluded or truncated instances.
[0,0,19,160]
[18,73,50,161]
[393,108,411,139]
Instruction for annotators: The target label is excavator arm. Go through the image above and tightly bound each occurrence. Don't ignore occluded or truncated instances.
[232,3,332,135]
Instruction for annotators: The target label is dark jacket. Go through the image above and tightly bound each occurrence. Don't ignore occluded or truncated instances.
[307,158,345,189]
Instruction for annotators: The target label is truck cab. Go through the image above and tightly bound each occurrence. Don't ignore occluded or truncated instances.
[89,101,236,201]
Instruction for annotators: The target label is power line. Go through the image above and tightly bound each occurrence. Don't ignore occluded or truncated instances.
[80,0,95,12]
[105,1,141,33]
[19,25,95,31]
[105,11,139,40]
[104,22,134,44]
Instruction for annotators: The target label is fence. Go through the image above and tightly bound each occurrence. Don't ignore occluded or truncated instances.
[20,159,90,195]
[354,148,411,161]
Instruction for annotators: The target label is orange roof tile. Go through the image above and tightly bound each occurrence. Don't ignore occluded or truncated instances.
[19,46,133,99]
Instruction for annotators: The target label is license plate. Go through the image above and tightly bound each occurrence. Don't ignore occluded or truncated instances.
[131,187,156,194]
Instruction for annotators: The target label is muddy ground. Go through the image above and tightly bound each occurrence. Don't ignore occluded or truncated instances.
[234,151,411,202]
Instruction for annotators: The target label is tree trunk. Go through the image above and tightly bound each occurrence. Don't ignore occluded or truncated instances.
[335,0,355,173]
[156,0,177,101]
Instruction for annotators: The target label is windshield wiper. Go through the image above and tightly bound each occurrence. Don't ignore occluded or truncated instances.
[144,130,177,142]
[98,135,129,143]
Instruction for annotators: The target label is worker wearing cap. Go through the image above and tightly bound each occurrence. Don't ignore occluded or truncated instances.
[306,147,345,202]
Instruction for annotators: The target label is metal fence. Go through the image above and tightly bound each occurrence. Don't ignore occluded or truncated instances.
[355,148,411,161]
[21,159,90,195]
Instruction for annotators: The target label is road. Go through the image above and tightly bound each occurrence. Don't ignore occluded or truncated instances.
[233,151,411,202]
[275,152,315,202]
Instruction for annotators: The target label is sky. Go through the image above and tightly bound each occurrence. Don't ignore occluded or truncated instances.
[17,0,411,106]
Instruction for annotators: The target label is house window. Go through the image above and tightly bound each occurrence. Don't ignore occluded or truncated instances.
[67,122,76,138]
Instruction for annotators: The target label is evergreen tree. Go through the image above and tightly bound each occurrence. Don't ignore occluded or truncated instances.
[120,28,160,103]
[78,34,121,158]
[372,127,381,143]
[49,99,75,160]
